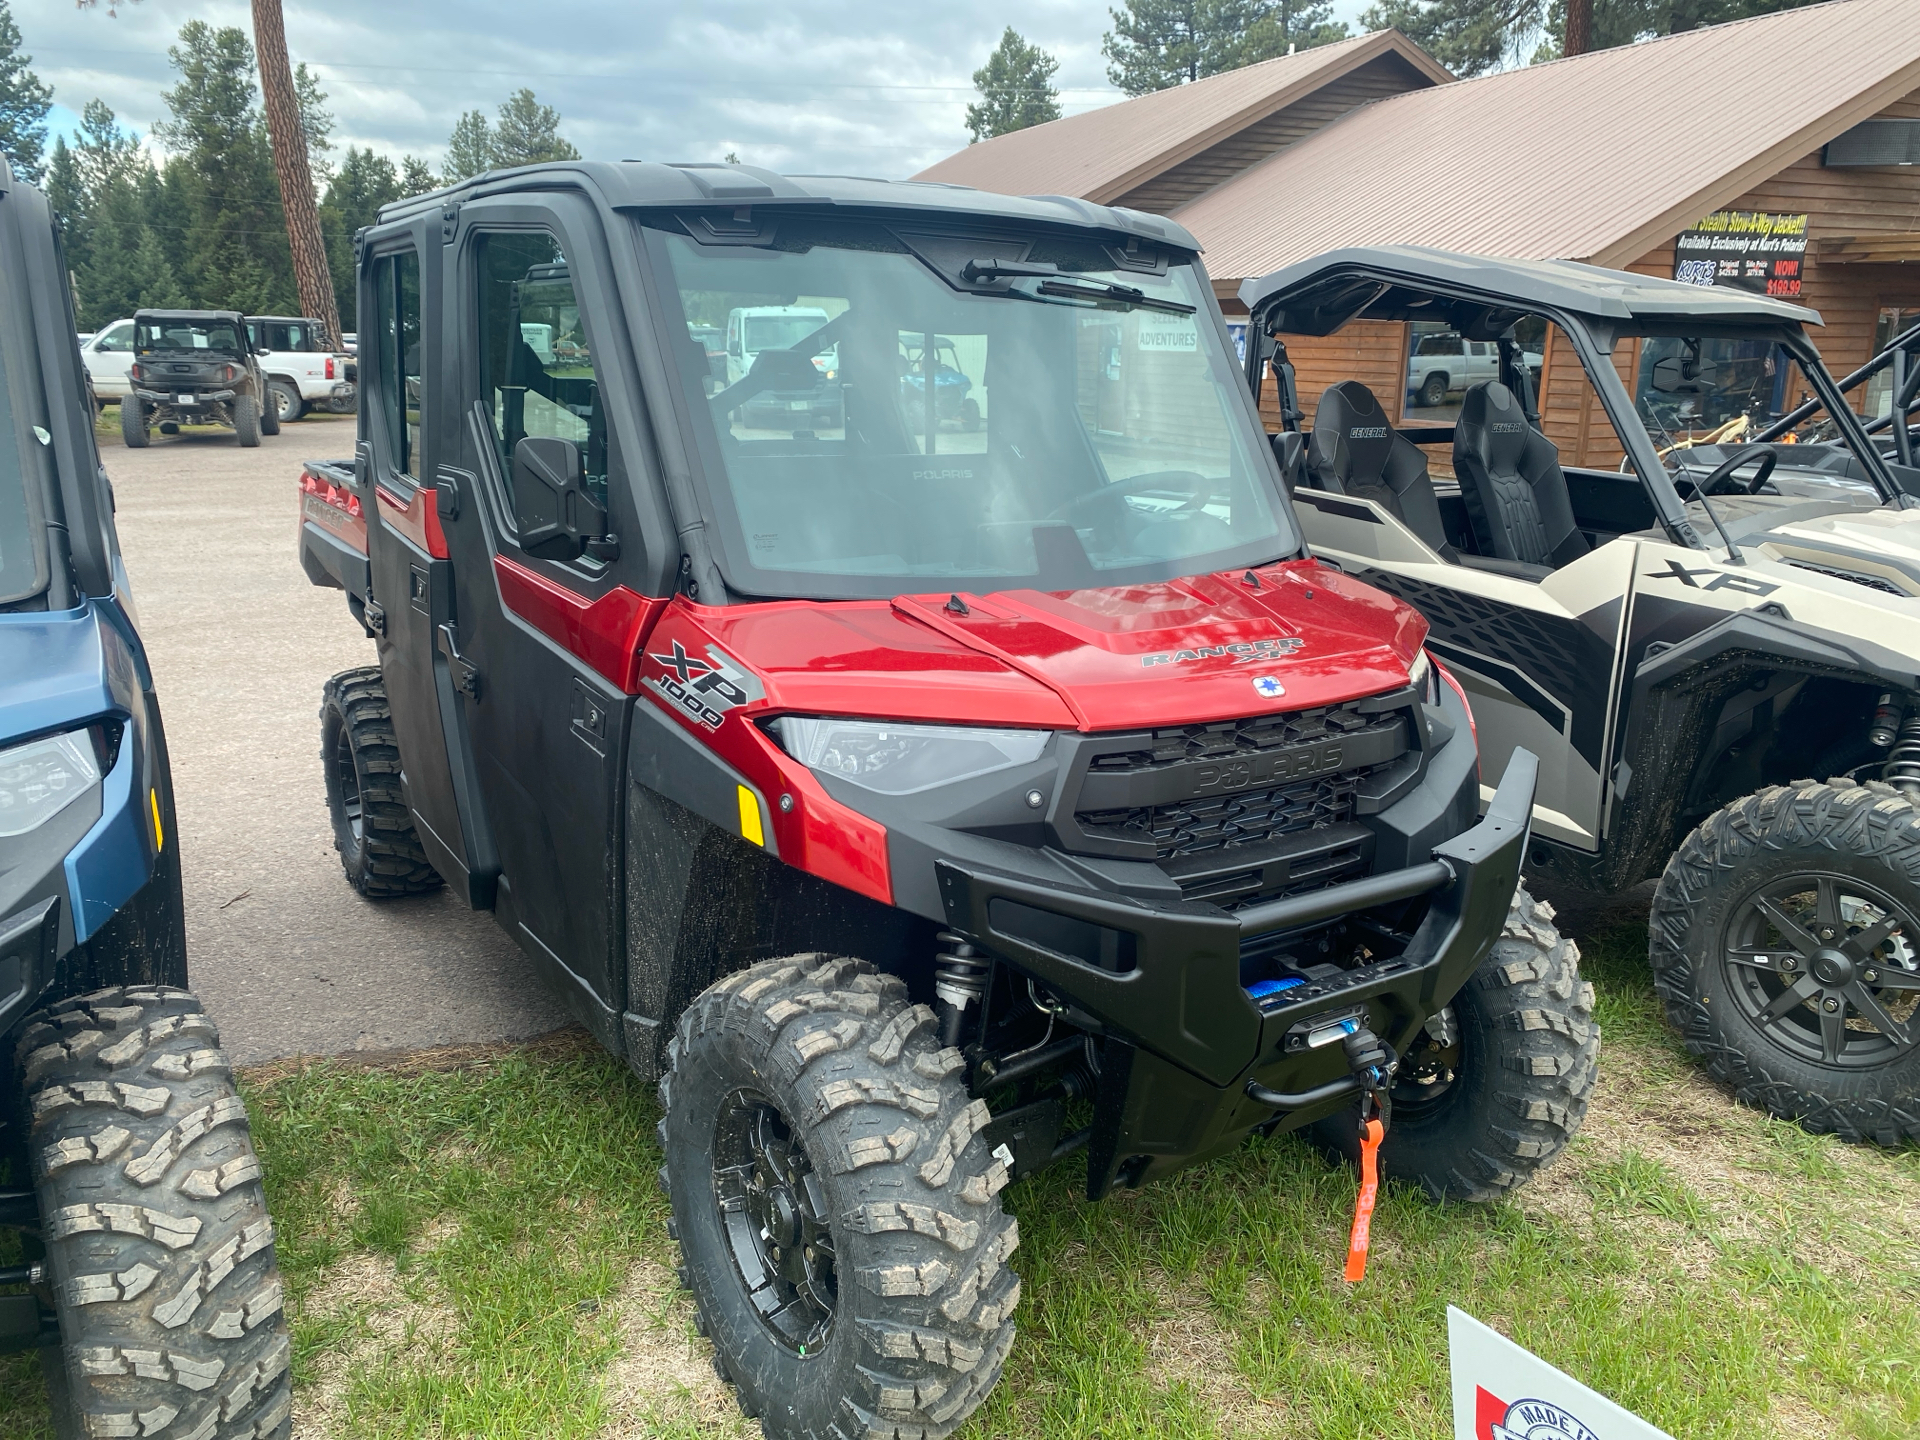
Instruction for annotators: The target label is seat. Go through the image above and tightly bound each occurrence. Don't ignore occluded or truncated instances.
[1453,381,1589,571]
[1304,381,1455,559]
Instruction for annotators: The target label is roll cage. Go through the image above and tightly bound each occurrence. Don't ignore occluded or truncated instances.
[1239,247,1913,546]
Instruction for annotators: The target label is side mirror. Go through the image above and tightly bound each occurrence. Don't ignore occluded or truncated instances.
[512,435,609,561]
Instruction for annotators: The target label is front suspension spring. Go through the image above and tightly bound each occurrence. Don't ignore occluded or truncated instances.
[1888,712,1920,794]
[933,932,989,1047]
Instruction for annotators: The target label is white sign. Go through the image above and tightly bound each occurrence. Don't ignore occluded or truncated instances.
[1136,311,1198,352]
[1449,1307,1674,1440]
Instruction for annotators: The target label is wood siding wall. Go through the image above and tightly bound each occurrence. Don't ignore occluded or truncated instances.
[1115,54,1435,216]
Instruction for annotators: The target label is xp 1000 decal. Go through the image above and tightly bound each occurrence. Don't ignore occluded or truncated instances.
[647,638,765,729]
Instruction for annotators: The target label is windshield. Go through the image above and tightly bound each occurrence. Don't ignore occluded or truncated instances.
[743,314,827,352]
[1630,330,1903,512]
[136,318,242,353]
[651,221,1293,598]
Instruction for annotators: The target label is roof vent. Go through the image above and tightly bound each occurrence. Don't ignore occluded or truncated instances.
[1824,119,1920,168]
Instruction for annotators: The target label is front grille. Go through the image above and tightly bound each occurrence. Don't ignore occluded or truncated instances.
[1086,700,1398,776]
[1080,770,1362,860]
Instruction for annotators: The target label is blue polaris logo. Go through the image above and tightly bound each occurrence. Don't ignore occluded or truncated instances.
[1252,676,1286,698]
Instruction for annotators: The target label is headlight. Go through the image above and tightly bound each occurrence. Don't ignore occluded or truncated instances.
[774,717,1048,796]
[0,730,102,838]
[1408,650,1438,706]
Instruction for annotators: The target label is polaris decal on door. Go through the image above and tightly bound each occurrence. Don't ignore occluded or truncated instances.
[647,638,764,729]
[1142,636,1305,667]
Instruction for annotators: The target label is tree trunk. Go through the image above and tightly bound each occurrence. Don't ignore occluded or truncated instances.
[1564,0,1593,57]
[251,0,340,349]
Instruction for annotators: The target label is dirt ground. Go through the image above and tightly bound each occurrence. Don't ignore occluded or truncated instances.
[103,414,570,1065]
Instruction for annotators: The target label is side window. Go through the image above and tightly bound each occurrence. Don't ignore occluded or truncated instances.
[97,322,132,353]
[283,323,306,352]
[476,231,604,508]
[373,250,425,481]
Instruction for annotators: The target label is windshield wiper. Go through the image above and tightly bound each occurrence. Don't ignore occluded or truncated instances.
[957,258,1196,316]
[1034,278,1195,316]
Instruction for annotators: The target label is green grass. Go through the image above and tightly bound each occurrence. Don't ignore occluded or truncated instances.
[4,925,1918,1438]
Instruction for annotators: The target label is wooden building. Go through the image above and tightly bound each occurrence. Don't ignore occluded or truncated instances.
[918,0,1920,470]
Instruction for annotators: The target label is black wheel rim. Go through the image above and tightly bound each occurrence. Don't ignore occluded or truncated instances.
[1389,1005,1462,1121]
[712,1088,836,1356]
[330,722,363,846]
[1720,871,1920,1069]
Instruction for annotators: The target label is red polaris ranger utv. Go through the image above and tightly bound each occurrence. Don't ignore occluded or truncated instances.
[297,162,1595,1437]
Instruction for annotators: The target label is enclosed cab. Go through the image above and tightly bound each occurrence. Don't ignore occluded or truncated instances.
[122,309,273,448]
[297,163,1595,1437]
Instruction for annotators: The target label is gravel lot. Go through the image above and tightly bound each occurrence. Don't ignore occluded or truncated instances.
[104,414,570,1064]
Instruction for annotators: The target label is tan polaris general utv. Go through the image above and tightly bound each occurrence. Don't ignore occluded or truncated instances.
[297,162,1596,1437]
[122,309,275,448]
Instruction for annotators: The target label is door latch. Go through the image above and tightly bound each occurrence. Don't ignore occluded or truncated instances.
[437,623,482,700]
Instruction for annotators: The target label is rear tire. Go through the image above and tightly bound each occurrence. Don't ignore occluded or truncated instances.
[1311,884,1598,1202]
[121,398,148,449]
[16,985,291,1439]
[1419,372,1448,408]
[266,381,301,427]
[661,954,1019,1439]
[259,393,280,438]
[319,668,440,897]
[1651,778,1920,1144]
[233,397,260,448]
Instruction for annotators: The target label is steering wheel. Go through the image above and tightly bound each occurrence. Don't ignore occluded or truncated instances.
[1046,471,1213,525]
[1697,444,1778,497]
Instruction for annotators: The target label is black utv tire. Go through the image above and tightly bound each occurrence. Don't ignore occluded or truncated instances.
[17,985,291,1440]
[121,398,148,449]
[258,393,280,438]
[266,381,300,427]
[1651,778,1920,1145]
[1419,372,1449,408]
[232,396,261,448]
[320,667,440,897]
[661,954,1019,1440]
[1311,885,1598,1202]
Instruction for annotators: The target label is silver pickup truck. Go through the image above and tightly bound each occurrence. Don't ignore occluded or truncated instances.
[244,314,356,424]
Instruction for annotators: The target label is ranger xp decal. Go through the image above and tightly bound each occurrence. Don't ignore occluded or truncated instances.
[1141,636,1305,667]
[647,639,765,729]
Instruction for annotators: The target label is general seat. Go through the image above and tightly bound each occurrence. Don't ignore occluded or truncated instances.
[1453,381,1588,574]
[1303,380,1455,560]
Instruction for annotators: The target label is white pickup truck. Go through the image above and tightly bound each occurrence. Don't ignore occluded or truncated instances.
[244,315,355,423]
[79,318,137,405]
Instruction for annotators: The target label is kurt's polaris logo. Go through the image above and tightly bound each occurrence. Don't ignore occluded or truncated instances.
[1189,742,1342,795]
[1348,426,1387,440]
[647,639,764,729]
[1141,637,1304,668]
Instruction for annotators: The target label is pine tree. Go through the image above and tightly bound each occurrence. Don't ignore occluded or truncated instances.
[966,29,1063,142]
[400,155,437,195]
[0,0,53,183]
[1103,0,1345,95]
[321,147,402,328]
[444,110,493,182]
[293,61,334,185]
[492,89,580,168]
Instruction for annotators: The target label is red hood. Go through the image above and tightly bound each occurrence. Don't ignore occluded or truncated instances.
[677,558,1427,732]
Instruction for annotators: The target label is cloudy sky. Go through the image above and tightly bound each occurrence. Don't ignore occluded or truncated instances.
[23,0,1374,180]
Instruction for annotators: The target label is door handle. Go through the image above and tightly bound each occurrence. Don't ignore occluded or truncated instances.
[437,623,482,700]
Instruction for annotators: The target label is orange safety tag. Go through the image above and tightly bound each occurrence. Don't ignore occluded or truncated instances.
[1343,1116,1384,1283]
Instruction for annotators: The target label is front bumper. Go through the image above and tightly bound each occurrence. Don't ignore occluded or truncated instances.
[933,749,1537,1196]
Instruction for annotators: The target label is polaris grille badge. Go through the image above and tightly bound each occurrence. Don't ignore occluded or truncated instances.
[1252,676,1286,698]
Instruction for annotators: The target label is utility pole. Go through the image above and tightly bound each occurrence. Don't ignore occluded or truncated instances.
[251,0,341,349]
[1564,0,1593,57]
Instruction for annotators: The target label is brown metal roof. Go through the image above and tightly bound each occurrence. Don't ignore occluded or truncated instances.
[1176,0,1920,285]
[910,30,1451,206]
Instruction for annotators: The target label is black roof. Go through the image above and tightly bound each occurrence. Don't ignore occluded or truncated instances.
[133,309,247,323]
[1239,245,1821,337]
[376,160,1199,253]
[246,315,322,325]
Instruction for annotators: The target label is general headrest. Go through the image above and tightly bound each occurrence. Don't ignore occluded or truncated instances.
[1310,381,1394,484]
[1458,382,1531,473]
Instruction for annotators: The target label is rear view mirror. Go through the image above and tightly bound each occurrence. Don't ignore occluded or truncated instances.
[1651,353,1718,393]
[512,435,608,561]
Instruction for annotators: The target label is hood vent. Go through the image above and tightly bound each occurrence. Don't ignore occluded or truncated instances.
[1781,558,1912,596]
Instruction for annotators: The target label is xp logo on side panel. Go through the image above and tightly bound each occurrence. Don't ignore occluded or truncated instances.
[648,639,765,730]
[1645,558,1777,596]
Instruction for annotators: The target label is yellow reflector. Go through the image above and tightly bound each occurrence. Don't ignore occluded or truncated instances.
[737,785,765,847]
[149,788,164,850]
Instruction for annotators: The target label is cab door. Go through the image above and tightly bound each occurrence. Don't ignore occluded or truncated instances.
[359,231,494,902]
[429,197,671,1032]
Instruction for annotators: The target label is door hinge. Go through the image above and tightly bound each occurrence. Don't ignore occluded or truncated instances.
[437,623,482,700]
[363,598,387,638]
